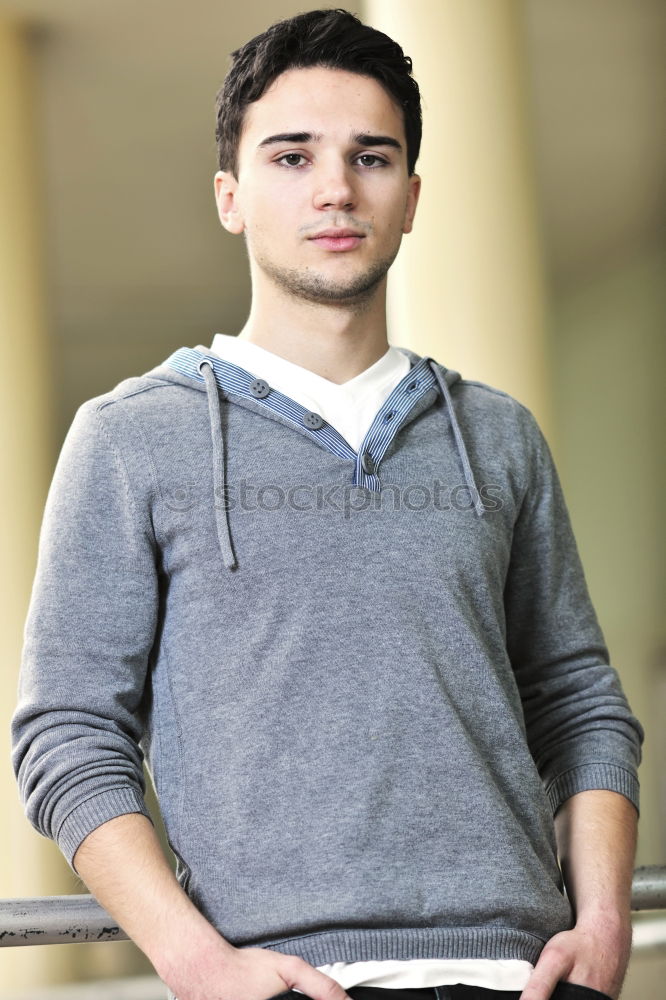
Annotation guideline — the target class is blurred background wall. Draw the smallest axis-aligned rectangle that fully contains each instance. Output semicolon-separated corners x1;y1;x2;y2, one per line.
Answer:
0;0;663;996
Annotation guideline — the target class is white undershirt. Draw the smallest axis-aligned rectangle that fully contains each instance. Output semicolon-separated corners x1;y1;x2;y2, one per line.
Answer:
210;333;411;452
206;333;534;992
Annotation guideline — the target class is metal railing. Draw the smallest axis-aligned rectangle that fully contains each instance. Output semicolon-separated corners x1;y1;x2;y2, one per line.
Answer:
1;866;665;950
631;866;666;910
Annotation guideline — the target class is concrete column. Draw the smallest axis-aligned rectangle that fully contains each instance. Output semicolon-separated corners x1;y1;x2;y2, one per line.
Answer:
0;15;72;995
365;0;553;435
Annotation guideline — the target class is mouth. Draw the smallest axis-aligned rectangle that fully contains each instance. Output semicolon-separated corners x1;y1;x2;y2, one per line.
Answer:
307;230;366;252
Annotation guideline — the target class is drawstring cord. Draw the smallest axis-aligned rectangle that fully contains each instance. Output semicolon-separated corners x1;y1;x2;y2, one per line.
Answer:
428;361;485;517
198;358;238;570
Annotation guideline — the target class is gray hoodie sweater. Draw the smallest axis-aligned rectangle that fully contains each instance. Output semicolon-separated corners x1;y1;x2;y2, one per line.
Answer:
12;344;643;971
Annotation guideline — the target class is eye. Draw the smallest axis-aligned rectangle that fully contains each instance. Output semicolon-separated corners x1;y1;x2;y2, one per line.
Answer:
355;153;388;168
275;153;308;168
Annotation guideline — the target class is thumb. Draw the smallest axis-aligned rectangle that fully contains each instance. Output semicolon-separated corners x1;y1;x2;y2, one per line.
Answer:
284;967;354;1000
520;945;570;1000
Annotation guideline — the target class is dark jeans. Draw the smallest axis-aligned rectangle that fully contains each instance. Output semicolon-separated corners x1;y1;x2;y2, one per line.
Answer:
267;984;612;1000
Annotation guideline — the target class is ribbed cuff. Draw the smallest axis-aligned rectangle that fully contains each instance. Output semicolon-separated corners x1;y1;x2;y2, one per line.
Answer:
545;762;640;816
57;786;152;870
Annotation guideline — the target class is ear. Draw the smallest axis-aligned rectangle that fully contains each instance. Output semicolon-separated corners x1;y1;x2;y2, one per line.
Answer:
402;173;421;235
214;170;244;235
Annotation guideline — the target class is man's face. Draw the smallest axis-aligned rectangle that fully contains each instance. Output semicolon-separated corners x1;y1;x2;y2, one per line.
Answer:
214;66;421;306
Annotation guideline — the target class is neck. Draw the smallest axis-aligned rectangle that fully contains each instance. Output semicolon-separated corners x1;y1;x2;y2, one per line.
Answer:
236;275;391;385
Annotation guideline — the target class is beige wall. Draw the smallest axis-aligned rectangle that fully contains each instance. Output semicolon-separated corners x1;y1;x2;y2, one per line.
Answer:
0;14;75;992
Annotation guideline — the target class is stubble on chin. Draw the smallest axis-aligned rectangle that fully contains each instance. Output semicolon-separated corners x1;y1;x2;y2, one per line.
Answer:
250;241;399;310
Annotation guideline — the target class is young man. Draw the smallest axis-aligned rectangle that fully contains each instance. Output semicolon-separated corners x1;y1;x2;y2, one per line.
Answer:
12;10;643;1000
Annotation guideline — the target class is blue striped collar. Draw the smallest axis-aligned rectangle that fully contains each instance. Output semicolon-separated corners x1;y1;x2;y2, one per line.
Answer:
164;346;438;491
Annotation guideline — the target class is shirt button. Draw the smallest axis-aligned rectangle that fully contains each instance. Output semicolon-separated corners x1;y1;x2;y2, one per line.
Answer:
361;451;375;475
249;378;270;399
303;411;324;429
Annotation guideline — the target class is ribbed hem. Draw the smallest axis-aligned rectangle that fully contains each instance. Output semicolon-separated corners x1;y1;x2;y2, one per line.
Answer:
545;763;640;816
57;786;152;870
258;926;545;966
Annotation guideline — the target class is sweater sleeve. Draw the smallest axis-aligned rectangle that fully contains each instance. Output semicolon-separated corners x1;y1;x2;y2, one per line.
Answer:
504;407;644;816
11;399;159;869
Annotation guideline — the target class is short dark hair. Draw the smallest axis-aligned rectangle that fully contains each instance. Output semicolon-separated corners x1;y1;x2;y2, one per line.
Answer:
215;8;422;178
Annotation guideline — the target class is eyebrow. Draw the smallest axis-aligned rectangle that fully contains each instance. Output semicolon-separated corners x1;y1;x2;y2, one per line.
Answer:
257;131;403;152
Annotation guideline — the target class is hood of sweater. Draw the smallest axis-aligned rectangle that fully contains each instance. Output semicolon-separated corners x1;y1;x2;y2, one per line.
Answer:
151;344;485;572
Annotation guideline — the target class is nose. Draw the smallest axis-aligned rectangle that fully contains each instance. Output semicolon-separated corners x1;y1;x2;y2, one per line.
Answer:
312;158;357;212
